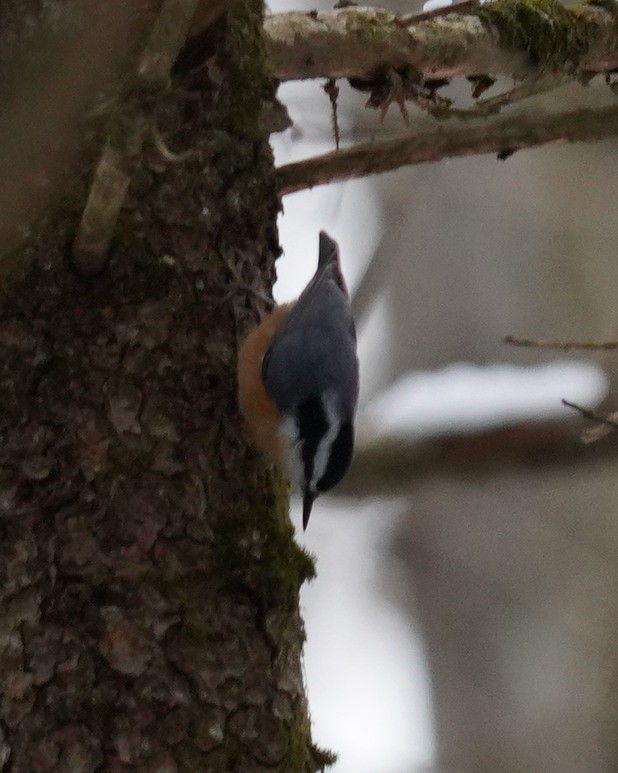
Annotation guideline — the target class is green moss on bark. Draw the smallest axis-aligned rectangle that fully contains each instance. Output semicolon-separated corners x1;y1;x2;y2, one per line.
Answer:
477;0;596;69
213;473;315;605
289;718;338;772
215;0;276;138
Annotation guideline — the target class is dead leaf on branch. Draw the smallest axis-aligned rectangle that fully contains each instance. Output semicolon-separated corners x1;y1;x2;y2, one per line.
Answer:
349;67;456;124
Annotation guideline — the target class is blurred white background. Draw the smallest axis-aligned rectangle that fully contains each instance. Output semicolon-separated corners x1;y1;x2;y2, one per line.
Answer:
269;0;618;770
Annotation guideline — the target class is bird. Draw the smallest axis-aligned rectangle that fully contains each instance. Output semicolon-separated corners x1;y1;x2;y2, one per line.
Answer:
237;231;359;529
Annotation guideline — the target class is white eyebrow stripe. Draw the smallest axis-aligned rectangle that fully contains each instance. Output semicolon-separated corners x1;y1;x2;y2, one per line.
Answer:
311;392;340;492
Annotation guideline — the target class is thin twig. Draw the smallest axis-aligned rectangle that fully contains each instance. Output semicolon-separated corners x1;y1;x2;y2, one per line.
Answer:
278;104;618;195
562;399;618;430
323;78;341;151
440;73;573;121
505;335;618;351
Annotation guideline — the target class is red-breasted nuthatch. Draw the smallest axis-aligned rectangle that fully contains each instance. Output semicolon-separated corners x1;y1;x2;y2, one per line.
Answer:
237;231;359;529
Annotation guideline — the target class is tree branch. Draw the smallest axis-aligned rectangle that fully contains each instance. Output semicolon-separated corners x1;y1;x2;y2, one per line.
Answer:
73;0;201;275
505;335;618;351
562;399;618;430
277;104;618;194
264;2;618;82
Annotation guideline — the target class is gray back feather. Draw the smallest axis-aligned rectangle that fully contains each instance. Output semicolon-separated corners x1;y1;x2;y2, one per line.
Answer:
263;233;358;417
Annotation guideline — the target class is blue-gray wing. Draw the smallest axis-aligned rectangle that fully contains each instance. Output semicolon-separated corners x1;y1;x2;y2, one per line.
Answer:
262;277;358;418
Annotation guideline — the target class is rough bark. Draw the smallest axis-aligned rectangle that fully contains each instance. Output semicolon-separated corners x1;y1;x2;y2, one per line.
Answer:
0;1;322;771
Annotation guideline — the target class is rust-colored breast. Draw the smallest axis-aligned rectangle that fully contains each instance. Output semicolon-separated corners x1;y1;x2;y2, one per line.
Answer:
237;303;293;470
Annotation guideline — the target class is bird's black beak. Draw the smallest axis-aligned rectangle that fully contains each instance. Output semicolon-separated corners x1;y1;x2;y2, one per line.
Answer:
302;491;315;531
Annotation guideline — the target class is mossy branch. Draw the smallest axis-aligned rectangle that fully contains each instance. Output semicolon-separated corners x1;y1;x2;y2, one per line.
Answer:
264;0;618;82
277;103;618;194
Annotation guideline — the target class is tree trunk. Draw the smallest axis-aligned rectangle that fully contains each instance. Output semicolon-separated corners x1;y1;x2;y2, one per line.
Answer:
0;2;322;770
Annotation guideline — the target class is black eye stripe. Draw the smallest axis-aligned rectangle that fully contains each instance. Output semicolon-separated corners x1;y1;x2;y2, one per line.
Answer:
297;396;329;485
317;421;354;493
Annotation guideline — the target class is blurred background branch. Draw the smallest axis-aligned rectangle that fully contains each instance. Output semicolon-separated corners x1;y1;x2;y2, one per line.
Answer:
505;335;618;350
344;419;618;496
